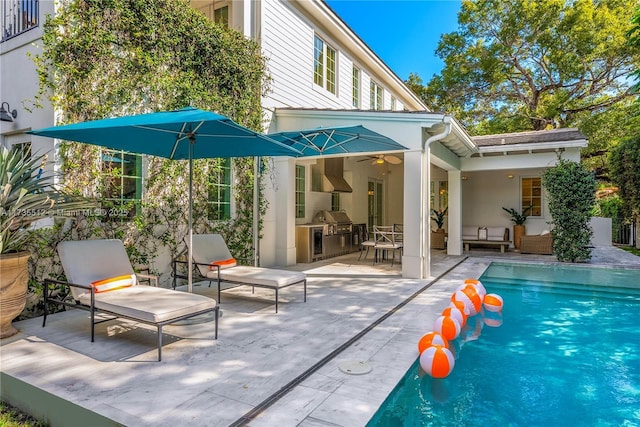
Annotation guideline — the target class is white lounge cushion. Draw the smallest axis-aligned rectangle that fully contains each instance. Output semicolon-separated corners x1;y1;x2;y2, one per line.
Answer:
205;265;305;289
58;239;137;300
462;226;478;240
78;286;216;324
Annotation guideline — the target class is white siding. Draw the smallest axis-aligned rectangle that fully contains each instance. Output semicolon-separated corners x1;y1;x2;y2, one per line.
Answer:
261;0;406;113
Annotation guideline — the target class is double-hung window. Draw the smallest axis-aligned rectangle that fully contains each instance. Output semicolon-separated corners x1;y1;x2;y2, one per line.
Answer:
352;67;360;108
101;149;143;219
208;158;232;220
521;177;542;216
313;35;336;94
370;80;383;110
295;165;305;219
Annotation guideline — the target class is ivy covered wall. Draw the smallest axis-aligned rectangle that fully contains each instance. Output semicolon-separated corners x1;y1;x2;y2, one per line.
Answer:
25;0;270;302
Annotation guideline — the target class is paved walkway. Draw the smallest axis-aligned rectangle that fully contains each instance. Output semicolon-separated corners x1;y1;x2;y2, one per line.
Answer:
1;246;638;426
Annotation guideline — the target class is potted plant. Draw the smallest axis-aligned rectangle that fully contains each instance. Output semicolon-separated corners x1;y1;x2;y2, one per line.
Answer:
1;145;95;338
502;205;533;250
431;207;448;232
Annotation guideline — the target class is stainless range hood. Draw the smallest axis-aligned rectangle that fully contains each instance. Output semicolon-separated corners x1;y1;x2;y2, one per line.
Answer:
311;158;352;193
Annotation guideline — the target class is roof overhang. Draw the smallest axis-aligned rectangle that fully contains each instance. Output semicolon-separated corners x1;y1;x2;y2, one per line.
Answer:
273;108;477;159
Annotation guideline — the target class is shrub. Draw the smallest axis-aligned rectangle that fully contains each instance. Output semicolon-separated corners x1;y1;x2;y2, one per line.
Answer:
542;159;597;262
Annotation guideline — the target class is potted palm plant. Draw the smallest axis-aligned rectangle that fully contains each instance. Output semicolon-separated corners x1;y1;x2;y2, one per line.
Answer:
502;205;533;250
1;145;95;338
431;207;448;232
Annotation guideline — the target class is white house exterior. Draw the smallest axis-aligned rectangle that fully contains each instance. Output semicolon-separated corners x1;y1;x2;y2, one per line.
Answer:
1;0;589;280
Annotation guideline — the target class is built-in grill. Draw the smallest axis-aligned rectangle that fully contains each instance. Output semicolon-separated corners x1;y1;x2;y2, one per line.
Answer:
313;210;353;235
312;210;353;258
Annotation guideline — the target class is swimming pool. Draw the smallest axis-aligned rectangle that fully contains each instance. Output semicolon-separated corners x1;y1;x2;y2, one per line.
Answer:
367;263;640;427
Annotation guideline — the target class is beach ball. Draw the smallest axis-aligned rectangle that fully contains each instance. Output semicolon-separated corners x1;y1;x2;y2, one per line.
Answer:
461;285;483;314
433;315;461;340
451;290;477;316
483;293;504;312
420;345;455;378
442;305;466;327
418;331;449;354
465;279;487;298
450;299;471;316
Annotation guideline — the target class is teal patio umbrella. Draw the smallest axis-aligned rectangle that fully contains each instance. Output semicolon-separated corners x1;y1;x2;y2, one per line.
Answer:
29;107;301;292
268;125;407;156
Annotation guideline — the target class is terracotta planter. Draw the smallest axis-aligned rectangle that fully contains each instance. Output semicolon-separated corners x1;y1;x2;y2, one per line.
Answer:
0;251;30;339
513;225;526;250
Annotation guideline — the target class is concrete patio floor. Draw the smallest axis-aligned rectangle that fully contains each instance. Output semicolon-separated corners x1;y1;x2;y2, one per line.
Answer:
1;246;639;427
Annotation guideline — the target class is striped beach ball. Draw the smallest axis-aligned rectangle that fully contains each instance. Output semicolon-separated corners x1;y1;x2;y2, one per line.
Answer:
418;331;449;354
442;305;467;327
465;279;487;299
420;345;455;378
433;315;461;340
451;290;477;316
483;293;504;312
450;298;471;317
461;285;483;314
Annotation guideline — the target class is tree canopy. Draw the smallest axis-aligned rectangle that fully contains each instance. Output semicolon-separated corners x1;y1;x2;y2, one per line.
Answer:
421;0;639;135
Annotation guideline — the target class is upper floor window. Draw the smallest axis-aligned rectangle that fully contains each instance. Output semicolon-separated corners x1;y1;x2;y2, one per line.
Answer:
214;5;229;26
313;35;336;95
193;1;229;27
352;67;360;108
521;177;542;216
295;165;305;219
391;96;397;111
208;158;231;220
101;149;143;220
370;80;383;110
1;0;39;42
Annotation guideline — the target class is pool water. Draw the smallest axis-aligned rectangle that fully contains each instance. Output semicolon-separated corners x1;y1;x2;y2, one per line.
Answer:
367;263;640;427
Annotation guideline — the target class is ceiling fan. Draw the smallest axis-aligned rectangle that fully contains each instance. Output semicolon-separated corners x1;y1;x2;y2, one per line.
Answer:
358;154;403;165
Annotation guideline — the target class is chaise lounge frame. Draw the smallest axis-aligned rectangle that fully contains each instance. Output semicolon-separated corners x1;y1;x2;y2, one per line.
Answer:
173;234;307;313
44;239;219;361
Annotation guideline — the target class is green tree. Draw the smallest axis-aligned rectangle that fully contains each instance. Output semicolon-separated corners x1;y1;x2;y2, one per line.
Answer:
423;0;639;134
629;5;640;93
542;159;597;262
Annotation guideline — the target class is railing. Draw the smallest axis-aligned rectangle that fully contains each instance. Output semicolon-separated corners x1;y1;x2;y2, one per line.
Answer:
1;0;38;42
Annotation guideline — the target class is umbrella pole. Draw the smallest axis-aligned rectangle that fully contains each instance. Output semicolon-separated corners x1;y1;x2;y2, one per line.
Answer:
188;141;194;293
253;156;260;267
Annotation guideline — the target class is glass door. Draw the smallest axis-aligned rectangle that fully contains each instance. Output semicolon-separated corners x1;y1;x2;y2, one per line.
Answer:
368;179;383;230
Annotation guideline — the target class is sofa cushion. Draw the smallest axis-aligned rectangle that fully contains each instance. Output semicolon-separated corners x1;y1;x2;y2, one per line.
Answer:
462;226;479;240
486;227;507;241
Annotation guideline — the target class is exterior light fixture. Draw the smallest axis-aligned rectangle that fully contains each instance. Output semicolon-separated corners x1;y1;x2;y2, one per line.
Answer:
0;102;17;122
507;174;514;179
461;176;468;181
375;158;384;164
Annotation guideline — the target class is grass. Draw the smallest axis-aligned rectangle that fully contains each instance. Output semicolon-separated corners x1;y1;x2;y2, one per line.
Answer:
618;244;640;257
0;402;46;427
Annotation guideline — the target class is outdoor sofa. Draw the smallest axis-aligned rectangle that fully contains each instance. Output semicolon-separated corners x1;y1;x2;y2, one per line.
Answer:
520;232;554;255
173;234;307;313
462;226;511;252
44;239;219;361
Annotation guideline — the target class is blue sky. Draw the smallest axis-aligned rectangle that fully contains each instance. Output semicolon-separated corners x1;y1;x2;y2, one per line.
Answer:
324;0;462;83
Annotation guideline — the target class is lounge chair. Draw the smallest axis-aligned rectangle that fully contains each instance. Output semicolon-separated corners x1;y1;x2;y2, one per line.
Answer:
175;234;306;313
44;239;219;361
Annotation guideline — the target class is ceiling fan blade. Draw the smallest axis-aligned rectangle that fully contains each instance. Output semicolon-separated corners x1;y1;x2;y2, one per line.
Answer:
358;157;374;162
384;155;402;165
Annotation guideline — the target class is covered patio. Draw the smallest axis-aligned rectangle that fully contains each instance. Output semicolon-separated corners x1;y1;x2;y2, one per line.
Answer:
2;247;638;426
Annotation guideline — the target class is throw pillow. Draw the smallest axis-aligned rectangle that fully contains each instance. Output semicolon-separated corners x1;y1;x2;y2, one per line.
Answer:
91;274;135;293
